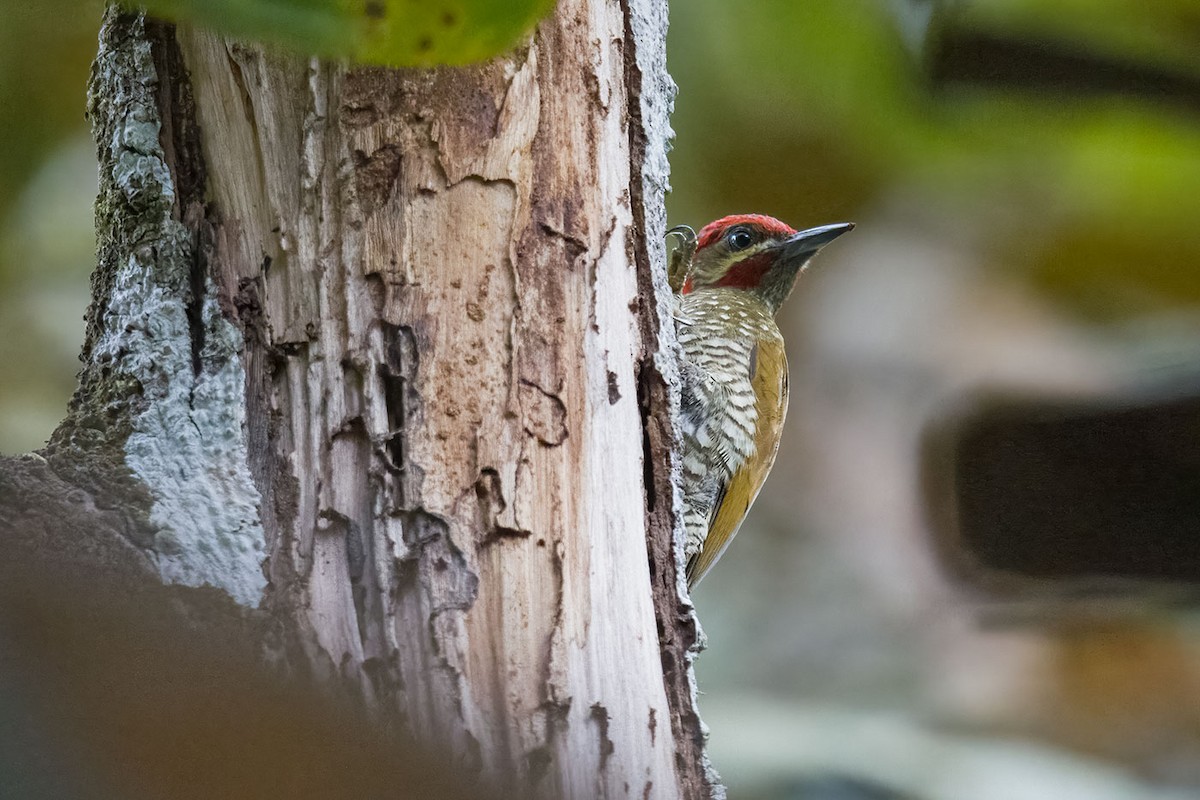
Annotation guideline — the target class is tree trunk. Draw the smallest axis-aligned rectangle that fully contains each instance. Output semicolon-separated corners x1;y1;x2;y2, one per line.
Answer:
0;3;719;799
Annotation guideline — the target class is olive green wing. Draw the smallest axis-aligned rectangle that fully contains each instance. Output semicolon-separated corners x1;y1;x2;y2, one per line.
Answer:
686;336;789;588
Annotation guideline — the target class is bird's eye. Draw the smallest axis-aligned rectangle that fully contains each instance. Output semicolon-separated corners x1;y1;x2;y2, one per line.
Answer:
726;226;755;251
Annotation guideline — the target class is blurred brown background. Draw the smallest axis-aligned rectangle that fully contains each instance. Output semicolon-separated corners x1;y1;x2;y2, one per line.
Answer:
4;1;1200;798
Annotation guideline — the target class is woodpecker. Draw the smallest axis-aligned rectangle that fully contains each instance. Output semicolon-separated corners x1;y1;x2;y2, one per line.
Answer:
670;214;854;588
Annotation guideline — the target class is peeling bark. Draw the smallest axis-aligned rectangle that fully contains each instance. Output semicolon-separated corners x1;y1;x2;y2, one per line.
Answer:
0;2;720;798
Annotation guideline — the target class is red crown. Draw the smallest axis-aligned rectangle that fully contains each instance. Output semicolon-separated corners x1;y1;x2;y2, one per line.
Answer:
695;214;796;251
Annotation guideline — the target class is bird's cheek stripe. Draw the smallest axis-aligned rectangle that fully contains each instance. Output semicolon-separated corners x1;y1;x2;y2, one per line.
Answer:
713;252;773;290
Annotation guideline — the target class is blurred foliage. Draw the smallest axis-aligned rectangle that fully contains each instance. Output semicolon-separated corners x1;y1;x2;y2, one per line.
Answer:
667;0;1200;319
0;1;103;243
958;0;1200;75
134;0;552;66
0;2;103;454
0;536;501;800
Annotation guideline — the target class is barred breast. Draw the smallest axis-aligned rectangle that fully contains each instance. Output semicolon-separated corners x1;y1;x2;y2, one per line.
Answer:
676;287;786;585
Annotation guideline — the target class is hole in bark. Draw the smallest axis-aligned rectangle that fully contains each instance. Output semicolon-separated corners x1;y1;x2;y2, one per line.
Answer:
379;323;418;481
383;433;405;475
636;364;657;512
606;369;621;404
345;520;369;644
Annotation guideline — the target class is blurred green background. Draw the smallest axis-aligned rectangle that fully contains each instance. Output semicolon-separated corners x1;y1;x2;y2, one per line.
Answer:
0;0;103;452
665;2;1200;798
4;1;1200;798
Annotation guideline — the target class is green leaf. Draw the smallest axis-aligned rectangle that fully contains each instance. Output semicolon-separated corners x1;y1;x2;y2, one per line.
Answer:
136;0;554;66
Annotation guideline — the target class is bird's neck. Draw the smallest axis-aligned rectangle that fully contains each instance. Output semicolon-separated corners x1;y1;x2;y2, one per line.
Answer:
752;264;804;314
681;287;780;336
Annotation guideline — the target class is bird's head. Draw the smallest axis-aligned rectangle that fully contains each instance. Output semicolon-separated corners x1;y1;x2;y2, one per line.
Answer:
679;214;854;313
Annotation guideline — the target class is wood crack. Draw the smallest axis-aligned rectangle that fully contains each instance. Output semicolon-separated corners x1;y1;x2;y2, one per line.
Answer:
619;0;720;794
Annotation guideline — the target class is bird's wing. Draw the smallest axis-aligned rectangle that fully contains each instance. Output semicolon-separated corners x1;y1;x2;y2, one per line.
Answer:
686;335;789;587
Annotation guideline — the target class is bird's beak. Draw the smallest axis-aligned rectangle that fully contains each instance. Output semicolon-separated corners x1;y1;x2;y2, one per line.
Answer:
779;222;855;264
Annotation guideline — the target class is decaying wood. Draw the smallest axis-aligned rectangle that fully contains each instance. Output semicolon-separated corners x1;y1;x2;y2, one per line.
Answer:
0;2;719;797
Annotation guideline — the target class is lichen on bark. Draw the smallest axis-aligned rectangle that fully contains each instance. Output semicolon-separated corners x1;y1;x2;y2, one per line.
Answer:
47;10;267;606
